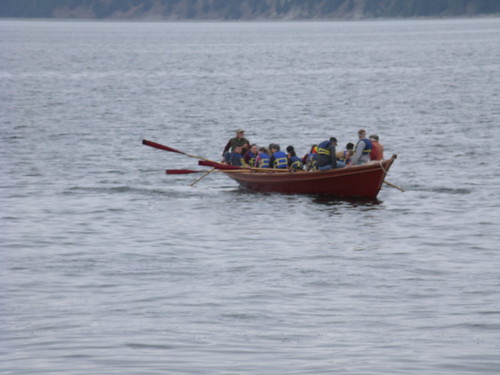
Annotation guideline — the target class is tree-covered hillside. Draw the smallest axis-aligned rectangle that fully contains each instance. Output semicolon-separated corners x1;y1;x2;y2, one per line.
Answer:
1;0;499;19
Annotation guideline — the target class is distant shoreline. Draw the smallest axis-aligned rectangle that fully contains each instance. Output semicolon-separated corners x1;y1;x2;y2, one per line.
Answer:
1;14;499;22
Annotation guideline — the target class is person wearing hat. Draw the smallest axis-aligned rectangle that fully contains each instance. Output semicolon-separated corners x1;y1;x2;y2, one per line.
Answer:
222;129;250;163
349;129;372;166
369;134;384;161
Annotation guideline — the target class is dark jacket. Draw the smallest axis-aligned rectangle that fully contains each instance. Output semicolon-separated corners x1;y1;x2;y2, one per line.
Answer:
223;137;249;156
316;140;336;168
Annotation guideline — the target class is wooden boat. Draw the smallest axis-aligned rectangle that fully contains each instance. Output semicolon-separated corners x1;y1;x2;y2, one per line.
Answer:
198;155;397;198
141;140;399;198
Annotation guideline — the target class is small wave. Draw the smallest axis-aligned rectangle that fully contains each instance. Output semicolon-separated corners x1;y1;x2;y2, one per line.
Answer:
125;343;174;350
409;185;472;194
221;313;262;321
63;354;93;358
65;185;176;196
443;322;500;331
64;184;233;199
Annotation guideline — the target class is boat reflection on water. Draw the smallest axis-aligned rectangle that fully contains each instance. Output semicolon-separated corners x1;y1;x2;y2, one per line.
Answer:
311;194;382;207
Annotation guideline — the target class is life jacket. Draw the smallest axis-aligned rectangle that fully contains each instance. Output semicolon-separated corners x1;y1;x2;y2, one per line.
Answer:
289;155;303;170
305;153;318;170
356;138;372;155
246;151;257;167
370;142;383;160
305;153;315;162
258;152;270;168
304;152;318;171
317;140;331;157
340;150;352;163
273;151;288;169
230;152;245;167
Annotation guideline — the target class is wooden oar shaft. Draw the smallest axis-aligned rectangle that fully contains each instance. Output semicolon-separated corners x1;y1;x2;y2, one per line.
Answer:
198;159;291;172
384;180;405;192
143;140;291;173
190;168;215;186
166;169;253;174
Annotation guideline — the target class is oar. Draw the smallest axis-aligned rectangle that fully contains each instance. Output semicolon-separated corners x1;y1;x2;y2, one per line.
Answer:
166;169;252;174
142;139;215;162
143;139;290;173
190;168;215;186
166;169;204;174
198;159;292;172
190;167;256;186
384;180;405;192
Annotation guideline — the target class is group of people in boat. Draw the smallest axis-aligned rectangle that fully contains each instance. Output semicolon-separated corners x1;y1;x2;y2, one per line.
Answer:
222;129;384;171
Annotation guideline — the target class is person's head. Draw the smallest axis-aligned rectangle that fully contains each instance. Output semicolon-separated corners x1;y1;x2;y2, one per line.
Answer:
358;129;366;139
233;145;243;154
259;147;269;155
310;144;318;153
369;134;379;142
249;144;258;154
346;142;354;150
286;145;296;157
329;137;338;146
271;144;280;152
236;129;245;138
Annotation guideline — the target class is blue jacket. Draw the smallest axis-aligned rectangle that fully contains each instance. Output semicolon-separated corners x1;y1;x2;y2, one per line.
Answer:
258;152;270;168
272;151;288;169
230;152;244;167
358;138;373;155
289;155;303;170
244;151;257;167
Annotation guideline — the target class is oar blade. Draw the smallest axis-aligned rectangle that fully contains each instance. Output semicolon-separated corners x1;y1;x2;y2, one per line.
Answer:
166;169;201;175
142;139;184;155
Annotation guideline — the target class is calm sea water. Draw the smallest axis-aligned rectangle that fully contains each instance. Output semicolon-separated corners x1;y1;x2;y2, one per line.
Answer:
1;18;500;374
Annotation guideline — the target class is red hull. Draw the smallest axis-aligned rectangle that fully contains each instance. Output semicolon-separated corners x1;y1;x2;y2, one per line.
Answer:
220;155;396;198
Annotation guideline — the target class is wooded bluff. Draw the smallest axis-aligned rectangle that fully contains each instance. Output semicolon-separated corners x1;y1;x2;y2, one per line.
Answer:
1;0;499;19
